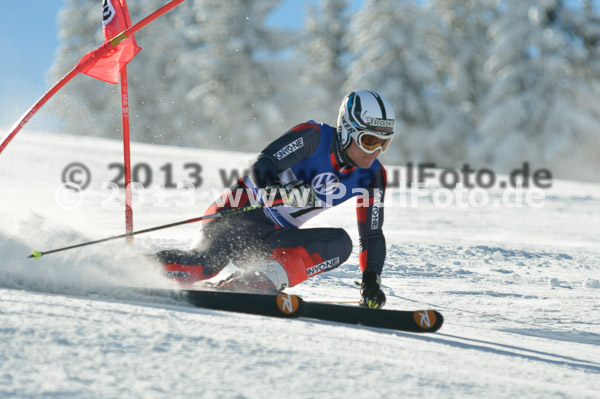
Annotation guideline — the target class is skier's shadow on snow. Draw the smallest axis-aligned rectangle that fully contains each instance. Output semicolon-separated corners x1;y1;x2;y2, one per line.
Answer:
393;331;600;373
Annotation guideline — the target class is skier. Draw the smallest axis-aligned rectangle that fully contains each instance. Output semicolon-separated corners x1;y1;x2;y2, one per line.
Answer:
156;90;394;308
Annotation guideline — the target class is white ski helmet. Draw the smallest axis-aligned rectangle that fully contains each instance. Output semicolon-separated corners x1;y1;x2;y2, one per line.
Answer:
337;90;395;154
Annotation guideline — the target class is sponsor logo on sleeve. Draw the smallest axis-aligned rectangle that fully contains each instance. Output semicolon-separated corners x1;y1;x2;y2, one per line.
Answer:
370;189;383;230
273;138;304;160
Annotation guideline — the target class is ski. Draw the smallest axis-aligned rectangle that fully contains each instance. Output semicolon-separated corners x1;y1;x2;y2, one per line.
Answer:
126;287;304;318
129;287;443;333
186;289;304;318
302;300;443;333
0;274;442;332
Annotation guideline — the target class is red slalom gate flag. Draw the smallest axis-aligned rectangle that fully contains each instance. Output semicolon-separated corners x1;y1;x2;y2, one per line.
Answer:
0;0;185;157
79;0;141;84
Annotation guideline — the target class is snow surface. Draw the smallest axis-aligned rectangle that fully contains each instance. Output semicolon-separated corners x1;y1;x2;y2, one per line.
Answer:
1;131;599;398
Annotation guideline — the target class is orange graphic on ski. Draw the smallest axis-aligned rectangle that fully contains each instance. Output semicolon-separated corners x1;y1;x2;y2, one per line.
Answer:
276;294;301;315
414;310;437;329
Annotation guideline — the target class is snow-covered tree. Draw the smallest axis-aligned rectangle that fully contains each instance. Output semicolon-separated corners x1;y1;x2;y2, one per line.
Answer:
475;0;600;180
296;0;350;124
48;0;117;138
423;0;498;167
183;0;292;151
47;0;600;181
343;0;444;165
343;0;497;167
49;0;201;144
123;0;199;145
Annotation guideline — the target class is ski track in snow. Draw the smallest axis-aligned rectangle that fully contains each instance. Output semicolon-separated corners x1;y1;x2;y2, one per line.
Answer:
1;131;599;398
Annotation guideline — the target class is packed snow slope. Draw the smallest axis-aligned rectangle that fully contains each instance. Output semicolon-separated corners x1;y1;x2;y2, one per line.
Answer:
0;130;599;399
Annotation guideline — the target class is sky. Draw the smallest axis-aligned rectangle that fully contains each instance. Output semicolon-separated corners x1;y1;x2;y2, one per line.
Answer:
0;0;360;130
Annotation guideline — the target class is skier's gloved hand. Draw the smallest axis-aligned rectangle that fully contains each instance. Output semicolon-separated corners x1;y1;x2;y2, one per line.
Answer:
266;180;316;208
359;270;386;309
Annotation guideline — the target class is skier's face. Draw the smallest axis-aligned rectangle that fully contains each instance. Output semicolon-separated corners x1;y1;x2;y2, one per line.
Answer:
347;139;381;169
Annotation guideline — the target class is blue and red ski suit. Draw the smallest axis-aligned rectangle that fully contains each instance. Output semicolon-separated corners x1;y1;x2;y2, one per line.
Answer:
157;121;387;287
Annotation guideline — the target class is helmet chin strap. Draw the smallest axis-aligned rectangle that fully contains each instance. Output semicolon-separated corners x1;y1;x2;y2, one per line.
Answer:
334;131;357;167
341;146;357;167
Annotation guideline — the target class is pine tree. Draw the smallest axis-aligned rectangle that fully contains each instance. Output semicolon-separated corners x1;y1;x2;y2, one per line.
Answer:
424;0;498;167
184;0;291;151
478;0;600;180
344;0;441;165
48;0;117;139
123;0;199;145
48;0;201;144
298;0;350;124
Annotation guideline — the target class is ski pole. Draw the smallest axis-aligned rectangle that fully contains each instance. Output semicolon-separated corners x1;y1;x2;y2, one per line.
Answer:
28;202;270;260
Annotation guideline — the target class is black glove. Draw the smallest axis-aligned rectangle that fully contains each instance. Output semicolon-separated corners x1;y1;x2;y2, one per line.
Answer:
266;180;316;208
359;270;386;309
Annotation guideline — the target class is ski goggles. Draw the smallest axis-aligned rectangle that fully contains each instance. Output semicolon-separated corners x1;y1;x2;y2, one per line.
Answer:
355;131;393;154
